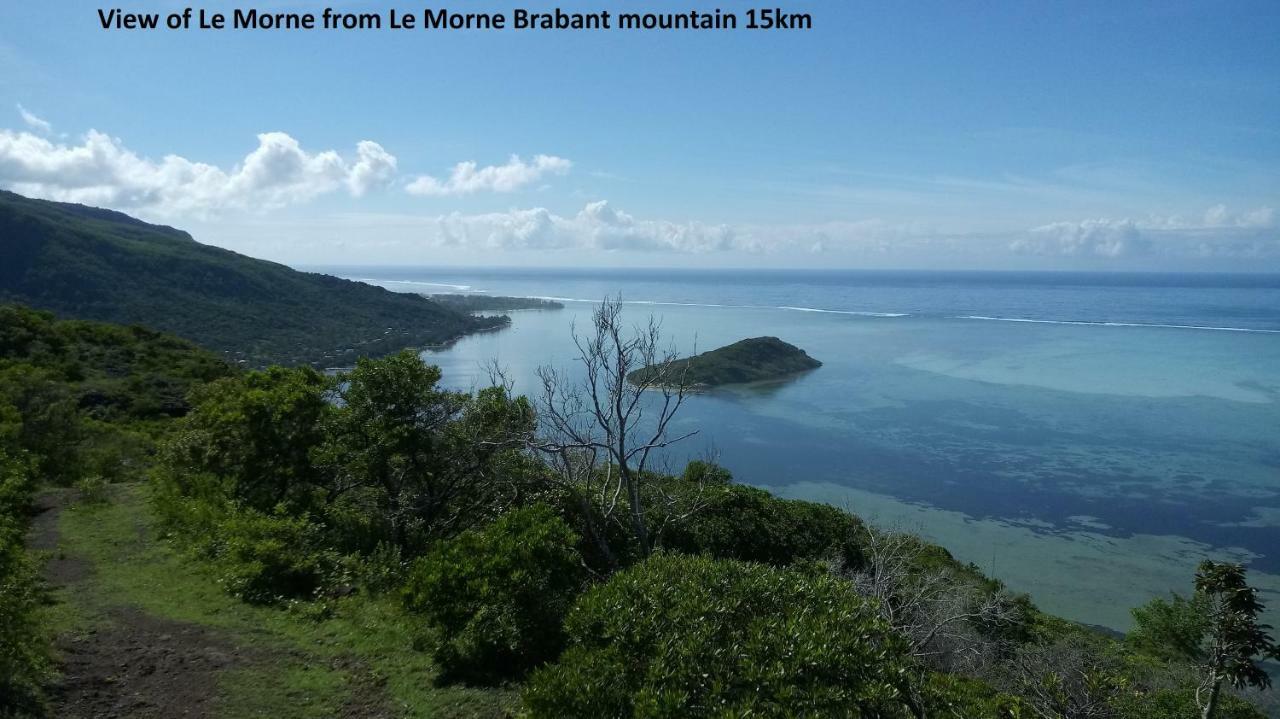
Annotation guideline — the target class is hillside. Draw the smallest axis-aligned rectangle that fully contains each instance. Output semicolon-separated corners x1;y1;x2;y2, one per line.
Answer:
0;304;234;424
0;191;505;367
629;336;821;387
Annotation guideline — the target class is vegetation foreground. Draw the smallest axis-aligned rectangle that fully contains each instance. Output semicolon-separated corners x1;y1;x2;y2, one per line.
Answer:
2;300;1278;718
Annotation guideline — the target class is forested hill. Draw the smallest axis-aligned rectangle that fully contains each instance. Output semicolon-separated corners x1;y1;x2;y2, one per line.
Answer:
0;191;504;367
629;336;822;387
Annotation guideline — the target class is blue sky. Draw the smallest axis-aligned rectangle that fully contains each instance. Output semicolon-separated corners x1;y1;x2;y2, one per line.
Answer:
1;1;1277;270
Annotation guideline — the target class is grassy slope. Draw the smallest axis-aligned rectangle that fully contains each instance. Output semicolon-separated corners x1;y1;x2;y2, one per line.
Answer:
42;485;514;719
0;191;504;368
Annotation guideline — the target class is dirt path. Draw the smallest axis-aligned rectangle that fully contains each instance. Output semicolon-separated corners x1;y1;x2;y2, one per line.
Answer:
52;606;245;719
30;492;245;719
29;491;399;719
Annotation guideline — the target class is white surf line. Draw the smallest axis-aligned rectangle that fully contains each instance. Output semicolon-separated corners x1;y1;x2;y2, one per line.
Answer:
349;278;481;292
532;297;911;316
359;282;911;318
958;315;1280;334
780;306;909;318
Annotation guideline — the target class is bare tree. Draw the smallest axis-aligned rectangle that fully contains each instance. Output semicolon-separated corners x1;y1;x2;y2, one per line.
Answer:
838;526;1023;675
1007;635;1125;719
532;297;697;564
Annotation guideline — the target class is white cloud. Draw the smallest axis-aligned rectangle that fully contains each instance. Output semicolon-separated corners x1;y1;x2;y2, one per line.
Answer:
382;202;939;257
15;104;51;135
346;140;398;197
1017;218;1150;257
1200;204;1274;229
1014;206;1278;260
0;127;398;217
426;201;734;252
406;154;571;196
1139;204;1276;231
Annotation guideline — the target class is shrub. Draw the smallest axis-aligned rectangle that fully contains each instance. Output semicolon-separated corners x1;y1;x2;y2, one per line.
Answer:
74;474;111;505
1114;688;1265;719
918;673;1022;718
523;553;916;718
660;481;865;568
357;540;407;595
0;530;48;718
163;366;331;515
403;505;585;684
1127;592;1210;662
0;452;49;717
211;508;337;604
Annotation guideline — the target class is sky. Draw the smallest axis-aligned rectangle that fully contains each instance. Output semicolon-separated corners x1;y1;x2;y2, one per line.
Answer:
1;1;1278;271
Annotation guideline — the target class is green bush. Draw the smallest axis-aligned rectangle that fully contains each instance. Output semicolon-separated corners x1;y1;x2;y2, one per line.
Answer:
1114;688;1265;719
1126;592;1210;662
523;553;915;718
660;480;865;568
357;540;407;596
162;366;331;515
403;505;585;684
73;474;111;505
918;674;1022;718
0;451;49;718
211;508;337;604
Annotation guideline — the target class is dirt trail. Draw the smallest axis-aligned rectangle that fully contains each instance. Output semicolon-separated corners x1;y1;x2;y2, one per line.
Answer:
29;491;398;719
52;606;244;719
30;492;243;719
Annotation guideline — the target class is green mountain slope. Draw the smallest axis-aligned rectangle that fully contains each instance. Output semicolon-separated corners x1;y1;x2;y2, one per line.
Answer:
0;191;504;367
629;336;821;387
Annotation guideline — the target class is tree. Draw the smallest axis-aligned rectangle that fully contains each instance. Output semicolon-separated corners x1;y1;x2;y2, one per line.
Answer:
320;350;536;552
839;527;1024;676
1192;561;1279;719
156;365;332;513
0;364;85;485
532;297;696;565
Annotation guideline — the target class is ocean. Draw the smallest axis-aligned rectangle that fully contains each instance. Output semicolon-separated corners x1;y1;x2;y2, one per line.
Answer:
319;267;1280;632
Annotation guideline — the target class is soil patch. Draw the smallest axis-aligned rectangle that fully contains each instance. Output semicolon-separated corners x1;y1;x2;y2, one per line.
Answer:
29;491;93;585
50;606;244;719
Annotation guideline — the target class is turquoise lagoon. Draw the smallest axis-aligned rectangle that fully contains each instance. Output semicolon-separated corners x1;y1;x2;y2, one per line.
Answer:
324;268;1280;632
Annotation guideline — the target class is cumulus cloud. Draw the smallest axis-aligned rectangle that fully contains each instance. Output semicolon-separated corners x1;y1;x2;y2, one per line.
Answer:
423;201;734;252
1136;204;1276;231
346;140;398;197
1200;204;1274;229
1013;206;1278;260
1017;218;1151;257
0;127;398;217
406;154;571;196
15;104;51;135
386;202;941;257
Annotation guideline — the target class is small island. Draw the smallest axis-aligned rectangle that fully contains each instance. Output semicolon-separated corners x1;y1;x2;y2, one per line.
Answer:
425;294;565;312
628;336;821;388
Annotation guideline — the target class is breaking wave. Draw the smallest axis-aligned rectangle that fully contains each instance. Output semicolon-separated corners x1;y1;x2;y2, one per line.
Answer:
957;316;1280;334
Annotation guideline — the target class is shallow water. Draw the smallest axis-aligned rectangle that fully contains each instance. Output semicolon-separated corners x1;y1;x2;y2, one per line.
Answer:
321;267;1280;631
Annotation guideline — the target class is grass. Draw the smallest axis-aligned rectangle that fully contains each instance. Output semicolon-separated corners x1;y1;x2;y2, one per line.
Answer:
45;483;516;719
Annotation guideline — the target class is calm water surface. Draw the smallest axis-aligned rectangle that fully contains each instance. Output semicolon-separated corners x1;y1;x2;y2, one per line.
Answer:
318;267;1280;631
